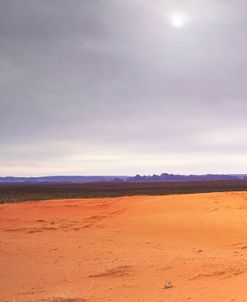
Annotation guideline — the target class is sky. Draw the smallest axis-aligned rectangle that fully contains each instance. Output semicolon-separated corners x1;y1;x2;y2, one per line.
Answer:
1;0;247;176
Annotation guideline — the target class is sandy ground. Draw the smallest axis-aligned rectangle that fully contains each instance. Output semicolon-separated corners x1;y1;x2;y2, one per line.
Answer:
1;192;247;302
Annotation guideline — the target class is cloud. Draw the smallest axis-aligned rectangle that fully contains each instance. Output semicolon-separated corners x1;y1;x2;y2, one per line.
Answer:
0;0;247;175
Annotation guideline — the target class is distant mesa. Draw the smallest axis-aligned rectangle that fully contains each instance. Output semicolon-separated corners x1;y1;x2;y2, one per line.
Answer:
127;173;247;182
0;173;246;183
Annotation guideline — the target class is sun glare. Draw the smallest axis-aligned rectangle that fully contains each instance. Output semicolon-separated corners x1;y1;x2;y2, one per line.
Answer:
169;13;188;28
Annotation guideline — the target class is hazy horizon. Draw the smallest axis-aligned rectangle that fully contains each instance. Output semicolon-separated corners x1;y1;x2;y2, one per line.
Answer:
0;172;246;178
1;1;247;176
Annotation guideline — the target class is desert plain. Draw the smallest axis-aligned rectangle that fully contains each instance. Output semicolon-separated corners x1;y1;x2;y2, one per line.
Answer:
1;192;247;301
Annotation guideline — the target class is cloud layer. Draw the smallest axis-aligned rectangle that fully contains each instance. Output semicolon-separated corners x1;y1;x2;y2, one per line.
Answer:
1;0;247;176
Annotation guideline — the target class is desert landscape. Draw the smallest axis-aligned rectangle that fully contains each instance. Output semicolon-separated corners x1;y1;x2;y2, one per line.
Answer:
2;1;247;301
1;192;247;302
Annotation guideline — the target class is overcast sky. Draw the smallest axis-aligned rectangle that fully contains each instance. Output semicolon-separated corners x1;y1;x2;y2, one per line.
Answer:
1;0;247;176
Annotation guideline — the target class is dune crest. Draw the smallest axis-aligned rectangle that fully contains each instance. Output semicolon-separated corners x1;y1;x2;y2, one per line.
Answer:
1;192;247;301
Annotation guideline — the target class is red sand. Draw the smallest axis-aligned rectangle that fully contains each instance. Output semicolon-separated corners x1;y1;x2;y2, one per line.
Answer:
1;192;247;301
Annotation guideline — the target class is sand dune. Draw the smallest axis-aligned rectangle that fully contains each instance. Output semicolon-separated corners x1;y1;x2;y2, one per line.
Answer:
1;192;247;301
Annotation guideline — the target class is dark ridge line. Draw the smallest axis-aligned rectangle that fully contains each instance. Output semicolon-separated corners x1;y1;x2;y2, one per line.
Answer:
1;180;247;204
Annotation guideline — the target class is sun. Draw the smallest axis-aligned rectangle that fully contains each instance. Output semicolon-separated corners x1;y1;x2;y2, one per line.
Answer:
169;13;188;28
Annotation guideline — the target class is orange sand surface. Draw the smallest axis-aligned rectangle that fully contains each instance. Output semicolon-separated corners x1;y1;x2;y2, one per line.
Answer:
1;192;247;302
